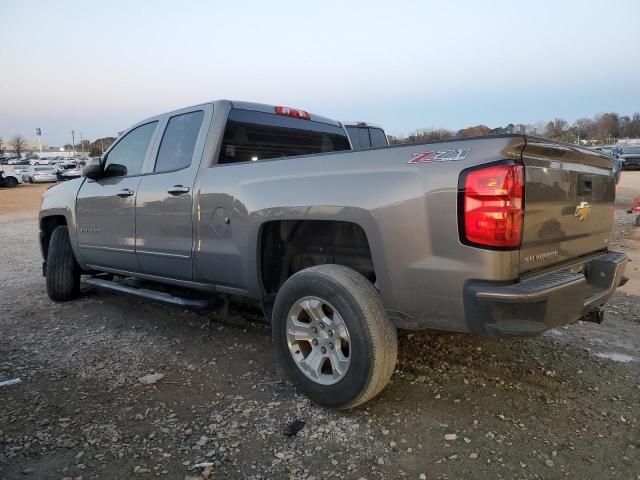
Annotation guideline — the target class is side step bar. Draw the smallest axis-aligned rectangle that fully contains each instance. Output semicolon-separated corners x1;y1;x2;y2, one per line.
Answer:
83;276;212;311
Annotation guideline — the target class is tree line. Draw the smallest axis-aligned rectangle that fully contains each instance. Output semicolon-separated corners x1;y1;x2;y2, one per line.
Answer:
3;111;639;157
0;134;116;158
389;111;640;145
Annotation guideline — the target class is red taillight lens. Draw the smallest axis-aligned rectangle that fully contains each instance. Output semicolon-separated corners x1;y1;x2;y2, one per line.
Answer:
462;164;523;248
275;106;311;120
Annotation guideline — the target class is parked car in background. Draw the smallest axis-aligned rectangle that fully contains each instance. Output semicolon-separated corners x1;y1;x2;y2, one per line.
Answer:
0;167;22;187
342;121;389;150
57;161;85;181
24;166;57;183
13;165;31;178
591;146;623;183
594;145;622;158
619;145;640;170
30;158;53;166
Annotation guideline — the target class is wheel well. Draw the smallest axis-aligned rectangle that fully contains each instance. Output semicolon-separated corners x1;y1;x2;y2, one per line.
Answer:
40;215;67;260
259;220;376;295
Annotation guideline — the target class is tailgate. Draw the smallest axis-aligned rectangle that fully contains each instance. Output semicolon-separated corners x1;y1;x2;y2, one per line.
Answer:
520;138;616;274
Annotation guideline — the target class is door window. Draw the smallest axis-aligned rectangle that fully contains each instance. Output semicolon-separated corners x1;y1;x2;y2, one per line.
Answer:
154;110;204;173
103;122;158;178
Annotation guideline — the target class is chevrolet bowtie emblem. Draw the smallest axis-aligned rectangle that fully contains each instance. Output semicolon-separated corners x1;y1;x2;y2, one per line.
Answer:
575;201;591;221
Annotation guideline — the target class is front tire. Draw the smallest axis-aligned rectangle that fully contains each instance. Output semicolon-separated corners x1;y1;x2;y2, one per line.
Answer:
46;226;80;301
272;265;397;409
5;177;18;187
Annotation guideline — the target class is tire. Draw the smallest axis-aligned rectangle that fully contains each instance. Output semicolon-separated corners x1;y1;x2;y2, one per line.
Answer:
46;226;81;301
272;264;397;409
28;177;34;183
5;177;18;187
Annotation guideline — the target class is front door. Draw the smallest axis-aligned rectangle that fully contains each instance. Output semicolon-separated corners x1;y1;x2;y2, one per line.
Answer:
76;121;158;271
135;108;209;280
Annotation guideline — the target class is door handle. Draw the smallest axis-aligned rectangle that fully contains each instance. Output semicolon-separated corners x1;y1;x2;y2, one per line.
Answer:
116;188;134;198
168;185;190;196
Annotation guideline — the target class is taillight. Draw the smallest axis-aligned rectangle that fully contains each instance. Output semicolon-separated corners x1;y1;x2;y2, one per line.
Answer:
275;106;311;120
460;163;523;249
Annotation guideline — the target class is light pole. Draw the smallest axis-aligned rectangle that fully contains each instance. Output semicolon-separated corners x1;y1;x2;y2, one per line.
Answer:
36;128;43;154
71;130;76;157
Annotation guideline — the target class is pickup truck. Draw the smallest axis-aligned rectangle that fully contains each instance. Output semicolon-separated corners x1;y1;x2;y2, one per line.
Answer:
39;100;628;409
341;121;389;150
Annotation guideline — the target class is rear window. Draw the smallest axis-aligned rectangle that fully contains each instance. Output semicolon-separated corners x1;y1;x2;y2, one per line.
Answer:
369;128;388;148
346;126;387;150
217;109;350;165
34;167;52;171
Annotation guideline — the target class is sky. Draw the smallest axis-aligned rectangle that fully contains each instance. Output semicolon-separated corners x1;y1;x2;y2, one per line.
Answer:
1;0;639;146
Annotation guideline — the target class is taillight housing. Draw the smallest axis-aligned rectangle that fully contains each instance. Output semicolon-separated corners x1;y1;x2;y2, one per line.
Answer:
458;162;524;249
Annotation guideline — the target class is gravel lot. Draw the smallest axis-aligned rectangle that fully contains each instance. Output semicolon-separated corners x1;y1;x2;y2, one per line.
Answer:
1;177;639;479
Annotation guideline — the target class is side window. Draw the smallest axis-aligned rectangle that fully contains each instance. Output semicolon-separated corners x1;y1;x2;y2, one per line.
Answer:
103;122;157;178
154;110;204;173
369;128;388;148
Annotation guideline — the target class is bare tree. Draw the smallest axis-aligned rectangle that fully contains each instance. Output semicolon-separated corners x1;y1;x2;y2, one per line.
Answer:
544;118;568;140
10;134;27;158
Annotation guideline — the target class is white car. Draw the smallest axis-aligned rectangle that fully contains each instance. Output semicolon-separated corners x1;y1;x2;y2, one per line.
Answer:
30;158;53;166
24;166;57;183
0;168;23;187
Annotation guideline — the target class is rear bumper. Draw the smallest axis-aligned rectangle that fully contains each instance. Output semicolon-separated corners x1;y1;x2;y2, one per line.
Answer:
464;251;628;337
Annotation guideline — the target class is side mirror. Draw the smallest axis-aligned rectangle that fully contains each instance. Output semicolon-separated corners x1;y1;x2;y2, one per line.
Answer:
83;157;103;180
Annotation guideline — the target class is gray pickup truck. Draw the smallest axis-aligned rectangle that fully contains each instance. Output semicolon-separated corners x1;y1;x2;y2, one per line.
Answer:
39;100;628;408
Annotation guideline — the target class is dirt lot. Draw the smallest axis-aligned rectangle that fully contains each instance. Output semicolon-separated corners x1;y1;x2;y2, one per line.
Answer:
1;175;639;479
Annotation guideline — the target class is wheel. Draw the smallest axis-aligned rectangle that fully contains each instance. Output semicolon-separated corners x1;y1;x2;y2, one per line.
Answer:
28;177;34;183
272;264;397;409
4;177;17;187
46;226;81;301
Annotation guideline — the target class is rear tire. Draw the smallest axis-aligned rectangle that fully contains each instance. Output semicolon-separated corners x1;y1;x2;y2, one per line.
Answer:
46;226;80;301
272;264;397;409
5;177;17;187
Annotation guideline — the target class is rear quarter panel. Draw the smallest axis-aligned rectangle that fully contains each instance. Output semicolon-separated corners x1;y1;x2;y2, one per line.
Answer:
194;135;526;331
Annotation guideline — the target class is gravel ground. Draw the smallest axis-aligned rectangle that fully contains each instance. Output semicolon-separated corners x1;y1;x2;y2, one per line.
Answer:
1;176;639;479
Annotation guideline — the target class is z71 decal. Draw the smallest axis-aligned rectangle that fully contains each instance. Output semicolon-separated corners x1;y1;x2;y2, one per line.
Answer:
408;148;471;164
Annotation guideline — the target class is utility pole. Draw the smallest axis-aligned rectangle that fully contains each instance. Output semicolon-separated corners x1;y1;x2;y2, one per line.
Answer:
71;130;76;157
100;138;104;154
36;128;43;154
79;132;84;155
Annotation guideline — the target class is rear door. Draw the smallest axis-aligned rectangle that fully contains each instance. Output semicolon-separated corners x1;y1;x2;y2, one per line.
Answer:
76;121;159;271
520;138;616;274
135;106;211;280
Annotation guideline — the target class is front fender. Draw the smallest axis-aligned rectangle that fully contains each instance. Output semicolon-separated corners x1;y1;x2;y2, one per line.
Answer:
39;179;84;264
